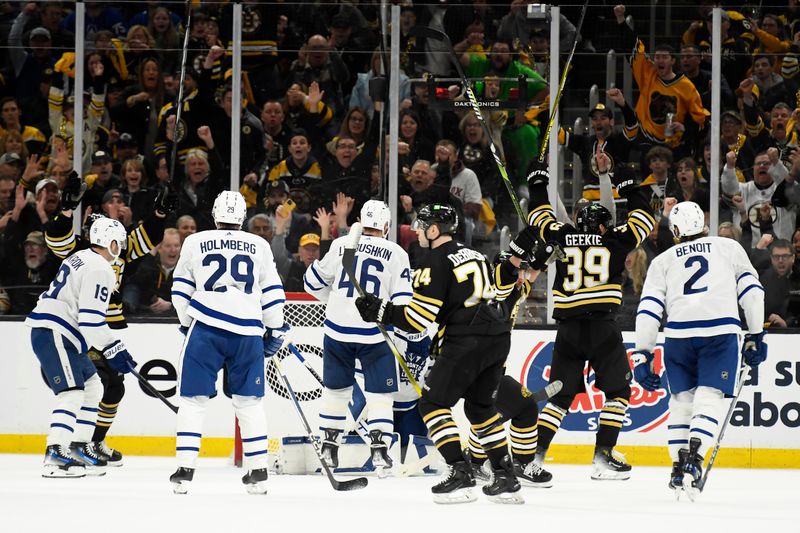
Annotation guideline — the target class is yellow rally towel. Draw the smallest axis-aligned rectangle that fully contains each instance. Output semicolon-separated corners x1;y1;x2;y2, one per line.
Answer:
479;198;496;235
54;53;76;77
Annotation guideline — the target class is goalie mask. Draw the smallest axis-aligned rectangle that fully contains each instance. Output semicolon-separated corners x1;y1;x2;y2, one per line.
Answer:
212;190;247;227
669;201;706;239
89;217;127;260
360;199;391;237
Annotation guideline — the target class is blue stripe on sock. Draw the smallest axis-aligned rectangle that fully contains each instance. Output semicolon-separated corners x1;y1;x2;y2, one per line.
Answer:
668;439;688;445
693;414;719;425
50;423;74;432
241;435;268;443
52;409;76;418
176;446;200;452
690;428;714;438
177;432;202;438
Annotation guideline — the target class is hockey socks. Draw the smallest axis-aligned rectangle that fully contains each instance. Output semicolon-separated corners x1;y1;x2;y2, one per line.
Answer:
536;402;567;453
233;395;270;472
421;407;463;464
175;395;208;469
92;401;119;441
596;396;629;448
509;422;538;463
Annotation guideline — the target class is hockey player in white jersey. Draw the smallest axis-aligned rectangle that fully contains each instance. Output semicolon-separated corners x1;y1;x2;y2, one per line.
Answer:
26;217;137;478
633;201;766;499
303;199;414;474
170;191;287;495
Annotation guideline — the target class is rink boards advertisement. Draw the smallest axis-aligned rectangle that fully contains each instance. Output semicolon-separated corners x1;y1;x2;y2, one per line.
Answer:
1;321;798;467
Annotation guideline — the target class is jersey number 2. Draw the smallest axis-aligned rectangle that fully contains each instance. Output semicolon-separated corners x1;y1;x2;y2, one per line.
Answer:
683;256;709;295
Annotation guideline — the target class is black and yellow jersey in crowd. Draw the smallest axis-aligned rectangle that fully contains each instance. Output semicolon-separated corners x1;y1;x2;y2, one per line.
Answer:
154;89;207;166
526;181;654;320
742;99;800;163
44;212;165;328
265;157;323;213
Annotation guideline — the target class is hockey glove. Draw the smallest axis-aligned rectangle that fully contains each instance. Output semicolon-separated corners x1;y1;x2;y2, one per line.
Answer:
631;350;661;391
103;340;137;374
154;184;178;217
525;161;550;189
60;171;86;211
530;240;565;271
742;331;768;367
355;293;393;324
405;333;432;361
615;177;640;197
178;325;189;336
509;226;539;261
264;324;290;358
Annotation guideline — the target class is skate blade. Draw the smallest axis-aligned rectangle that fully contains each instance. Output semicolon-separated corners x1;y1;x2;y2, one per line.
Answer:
172;481;190;495
682;478;700;502
245;482;268;495
674;487;682;501
83;465;106;477
486;491;525;505
105;460;124;468
42;466;86;478
376;467;391;479
518;477;553;488
591;469;631;481
433;488;477;505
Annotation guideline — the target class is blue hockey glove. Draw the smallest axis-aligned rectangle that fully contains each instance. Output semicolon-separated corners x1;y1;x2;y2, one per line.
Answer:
103;340;137;374
264;324;290;358
631;350;661;391
178;325;189;336
742;331;767;367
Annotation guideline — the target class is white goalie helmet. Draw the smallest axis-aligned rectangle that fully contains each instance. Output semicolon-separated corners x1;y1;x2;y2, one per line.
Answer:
89;217;127;259
360;199;391;237
213;190;247;227
669;201;706;238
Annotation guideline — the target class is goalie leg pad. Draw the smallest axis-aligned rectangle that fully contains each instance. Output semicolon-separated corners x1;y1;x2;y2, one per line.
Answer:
74;374;103;443
233;395;269;471
668;391;694;462
690;386;725;458
176;395;209;469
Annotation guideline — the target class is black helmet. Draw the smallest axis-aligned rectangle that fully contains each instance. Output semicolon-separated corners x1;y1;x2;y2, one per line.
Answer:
416;203;459;234
575;203;612;234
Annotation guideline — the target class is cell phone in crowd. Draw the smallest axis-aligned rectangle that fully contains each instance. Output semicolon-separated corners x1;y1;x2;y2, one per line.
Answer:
284;198;296;212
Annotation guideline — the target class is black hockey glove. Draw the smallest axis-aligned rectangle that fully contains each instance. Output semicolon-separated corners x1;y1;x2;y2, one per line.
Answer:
631;350;660;391
529;240;565;271
154;184;178;217
525;161;550;189
615;176;640;197
509;226;539;261
355;293;394;325
60;171;86;211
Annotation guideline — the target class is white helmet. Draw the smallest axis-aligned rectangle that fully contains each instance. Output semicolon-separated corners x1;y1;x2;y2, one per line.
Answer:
360;199;391;237
669;201;706;238
89;217;127;259
213;190;247;227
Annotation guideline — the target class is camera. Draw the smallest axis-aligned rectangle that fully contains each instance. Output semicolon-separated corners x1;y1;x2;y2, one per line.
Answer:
527;4;551;21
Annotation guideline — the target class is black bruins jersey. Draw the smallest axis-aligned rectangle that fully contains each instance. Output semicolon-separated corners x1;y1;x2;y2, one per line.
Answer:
45;212;165;328
526;184;654;320
395;240;506;342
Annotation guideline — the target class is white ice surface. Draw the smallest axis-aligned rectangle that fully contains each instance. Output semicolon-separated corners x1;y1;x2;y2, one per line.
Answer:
0;455;795;533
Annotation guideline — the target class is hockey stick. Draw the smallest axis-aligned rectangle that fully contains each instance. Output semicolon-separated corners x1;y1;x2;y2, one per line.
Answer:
342;223;422;396
412;26;526;223
128;363;179;414
272;354;369;491
697;364;750;492
168;0;194;182
537;0;590;163
394;379;564;477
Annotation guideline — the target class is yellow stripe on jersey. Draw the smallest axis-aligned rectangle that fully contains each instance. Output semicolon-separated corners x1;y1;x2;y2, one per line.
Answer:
408;301;436;322
554;297;622;309
413;292;444;307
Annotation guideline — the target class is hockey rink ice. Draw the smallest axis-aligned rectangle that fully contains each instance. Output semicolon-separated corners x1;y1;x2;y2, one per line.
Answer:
0;455;794;533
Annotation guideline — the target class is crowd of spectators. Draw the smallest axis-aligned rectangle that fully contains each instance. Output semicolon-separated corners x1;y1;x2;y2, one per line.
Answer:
1;1;800;331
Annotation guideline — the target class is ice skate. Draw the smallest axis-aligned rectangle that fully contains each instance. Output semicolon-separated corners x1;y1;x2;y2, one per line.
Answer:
368;430;393;478
464;449;491;484
170;467;195;494
669;448;689;500
321;429;340;469
431;461;477;504
682;438;704;502
514;458;553;488
482;456;524;504
242;468;268;495
591;446;631;480
42;444;86;478
69;441;107;476
93;440;123;467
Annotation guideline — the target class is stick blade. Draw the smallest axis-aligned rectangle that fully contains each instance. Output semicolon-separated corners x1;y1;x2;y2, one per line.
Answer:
333;476;369;491
532;380;563;402
346;222;362;251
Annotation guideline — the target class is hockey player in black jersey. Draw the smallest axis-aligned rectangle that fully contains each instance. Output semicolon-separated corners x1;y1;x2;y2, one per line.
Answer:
44;171;173;466
355;204;522;504
508;150;655;480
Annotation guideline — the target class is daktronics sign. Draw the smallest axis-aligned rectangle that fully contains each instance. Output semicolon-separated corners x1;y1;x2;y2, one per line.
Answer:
518;341;670;433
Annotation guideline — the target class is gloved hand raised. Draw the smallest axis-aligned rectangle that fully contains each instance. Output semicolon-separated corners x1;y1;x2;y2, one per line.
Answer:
509;226;539;261
525;161;550;189
103;340;137;374
264;324;290;358
355;293;393;324
742;331;767;367
631;350;661;391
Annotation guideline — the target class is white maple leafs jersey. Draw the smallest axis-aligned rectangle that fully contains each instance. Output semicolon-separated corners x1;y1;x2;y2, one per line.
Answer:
635;236;765;352
172;229;285;336
26;248;118;353
303;234;413;344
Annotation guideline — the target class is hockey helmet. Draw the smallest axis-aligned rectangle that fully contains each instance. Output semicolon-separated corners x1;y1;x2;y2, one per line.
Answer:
82;212;106;239
212;190;247;227
575;203;613;234
89;217;127;259
414;203;459;235
669;201;706;238
360;199;391;237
